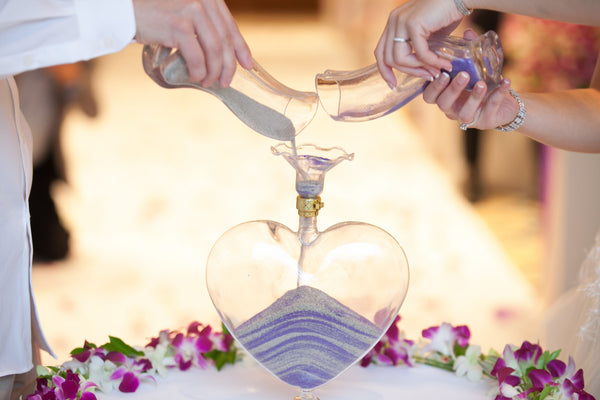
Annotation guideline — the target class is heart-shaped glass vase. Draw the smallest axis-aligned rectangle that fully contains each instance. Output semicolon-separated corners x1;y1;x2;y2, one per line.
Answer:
206;144;409;400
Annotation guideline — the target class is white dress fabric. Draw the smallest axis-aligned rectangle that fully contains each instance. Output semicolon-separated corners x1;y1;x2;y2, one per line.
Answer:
545;231;600;398
0;0;135;377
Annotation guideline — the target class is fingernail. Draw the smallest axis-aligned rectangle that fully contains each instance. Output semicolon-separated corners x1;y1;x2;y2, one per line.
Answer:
457;72;469;84
439;71;450;84
387;80;397;90
475;82;485;91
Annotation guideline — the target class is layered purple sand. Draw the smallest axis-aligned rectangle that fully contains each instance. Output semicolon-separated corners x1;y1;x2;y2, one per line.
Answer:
448;57;482;89
233;285;382;389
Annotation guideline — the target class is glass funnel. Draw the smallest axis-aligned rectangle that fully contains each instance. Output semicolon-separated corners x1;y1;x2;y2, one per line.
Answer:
206;143;410;400
142;45;318;140
316;30;503;122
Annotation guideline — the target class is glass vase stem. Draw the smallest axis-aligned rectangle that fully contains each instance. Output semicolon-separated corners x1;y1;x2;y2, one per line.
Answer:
298;216;319;246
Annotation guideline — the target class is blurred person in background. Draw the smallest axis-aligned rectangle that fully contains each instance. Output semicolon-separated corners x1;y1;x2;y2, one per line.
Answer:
15;61;98;262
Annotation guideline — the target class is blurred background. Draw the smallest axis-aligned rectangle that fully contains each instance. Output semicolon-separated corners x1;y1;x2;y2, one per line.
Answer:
22;0;600;366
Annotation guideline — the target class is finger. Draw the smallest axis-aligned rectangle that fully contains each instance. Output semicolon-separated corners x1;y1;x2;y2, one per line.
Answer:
191;5;224;87
210;2;240;87
390;24;434;78
378;63;398;90
423;71;451;104
462;28;478;41
436;71;470;113
215;0;252;69
213;0;252;86
396;65;437;81
383;23;400;71
389;38;436;81
456;81;487;124
424;65;441;79
375;26;398;88
409;34;452;71
176;30;208;83
218;37;236;88
392;42;429;70
230;24;253;70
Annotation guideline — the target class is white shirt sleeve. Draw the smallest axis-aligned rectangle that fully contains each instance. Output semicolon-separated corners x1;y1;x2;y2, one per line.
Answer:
0;0;136;77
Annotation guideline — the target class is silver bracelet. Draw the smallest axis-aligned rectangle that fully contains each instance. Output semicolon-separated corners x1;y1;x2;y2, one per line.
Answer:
495;89;527;133
453;0;472;16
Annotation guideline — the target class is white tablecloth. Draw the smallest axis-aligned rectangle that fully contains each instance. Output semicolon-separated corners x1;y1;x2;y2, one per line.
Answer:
98;363;492;400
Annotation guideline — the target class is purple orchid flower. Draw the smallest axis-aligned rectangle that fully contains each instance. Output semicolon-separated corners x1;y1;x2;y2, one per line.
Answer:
384;316;401;343
380;344;413;366
421;322;471;357
360;316;415;367
26;369;97;400
547;356;595;400
105;352;127;364
513;341;542;367
528;368;554;390
118;371;140;393
71;345;106;364
28;319;598;400
146;329;169;349
547;359;567;378
80;392;97;400
495;366;521;387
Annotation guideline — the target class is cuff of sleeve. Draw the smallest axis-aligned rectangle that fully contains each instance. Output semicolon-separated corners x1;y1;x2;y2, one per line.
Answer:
75;0;136;60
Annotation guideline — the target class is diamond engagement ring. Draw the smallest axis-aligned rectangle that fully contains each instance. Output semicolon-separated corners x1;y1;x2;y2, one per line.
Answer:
393;37;411;43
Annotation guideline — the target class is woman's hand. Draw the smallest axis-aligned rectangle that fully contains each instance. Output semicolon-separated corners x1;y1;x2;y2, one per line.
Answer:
374;0;464;87
133;0;252;88
423;72;519;130
419;29;519;131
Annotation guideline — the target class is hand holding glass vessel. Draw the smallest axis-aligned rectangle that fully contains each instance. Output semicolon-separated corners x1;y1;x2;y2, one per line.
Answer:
142;45;318;140
316;31;503;122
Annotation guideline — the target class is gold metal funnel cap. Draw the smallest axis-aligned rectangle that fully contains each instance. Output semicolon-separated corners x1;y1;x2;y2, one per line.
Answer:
296;196;324;217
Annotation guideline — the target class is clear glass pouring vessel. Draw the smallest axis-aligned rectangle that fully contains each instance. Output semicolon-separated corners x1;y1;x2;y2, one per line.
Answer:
316;30;503;122
206;143;410;400
142;45;318;140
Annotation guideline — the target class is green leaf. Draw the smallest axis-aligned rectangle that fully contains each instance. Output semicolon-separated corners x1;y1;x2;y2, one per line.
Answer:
204;349;238;371
221;323;231;336
101;336;145;358
488;348;501;357
536;351;550;369
71;341;97;355
35;365;52;377
70;347;86;355
537;383;555;400
536;349;561;369
479;355;499;376
453;342;467;357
